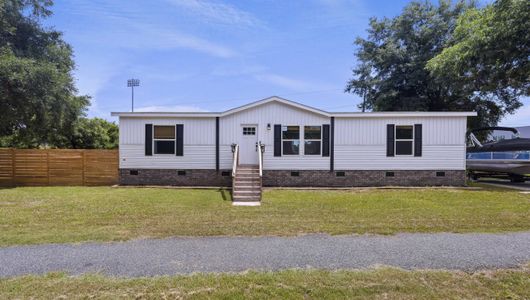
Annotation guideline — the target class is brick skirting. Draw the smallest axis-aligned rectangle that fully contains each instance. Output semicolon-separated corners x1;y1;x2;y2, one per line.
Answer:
262;170;466;187
119;168;465;187
119;169;232;186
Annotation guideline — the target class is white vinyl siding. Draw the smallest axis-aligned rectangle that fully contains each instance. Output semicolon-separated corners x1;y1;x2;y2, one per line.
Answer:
117;100;468;171
334;117;467;170
120;145;216;169
120;118;214;145
119;118;216;169
220;101;330;170
334;117;466;145
334;145;465;170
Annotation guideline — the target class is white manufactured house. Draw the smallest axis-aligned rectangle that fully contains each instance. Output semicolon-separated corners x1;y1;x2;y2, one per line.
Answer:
112;96;476;202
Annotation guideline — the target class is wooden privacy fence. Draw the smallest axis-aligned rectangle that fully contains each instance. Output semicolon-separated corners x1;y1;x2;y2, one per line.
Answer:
0;149;118;186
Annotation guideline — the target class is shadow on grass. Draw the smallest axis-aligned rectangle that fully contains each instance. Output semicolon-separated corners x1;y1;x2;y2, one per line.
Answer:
217;188;231;202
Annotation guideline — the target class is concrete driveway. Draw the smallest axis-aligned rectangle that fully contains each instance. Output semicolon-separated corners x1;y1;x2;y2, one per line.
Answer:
1;232;529;277
477;178;530;191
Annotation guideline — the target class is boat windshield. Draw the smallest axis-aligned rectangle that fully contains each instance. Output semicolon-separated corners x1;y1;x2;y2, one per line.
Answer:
467;128;519;148
479;130;517;144
467;151;530;160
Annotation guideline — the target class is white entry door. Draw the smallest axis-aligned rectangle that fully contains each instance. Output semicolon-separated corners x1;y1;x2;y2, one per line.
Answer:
239;125;258;165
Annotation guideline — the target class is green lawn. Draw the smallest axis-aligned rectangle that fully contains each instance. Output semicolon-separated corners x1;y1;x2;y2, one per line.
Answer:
0;186;529;246
1;267;529;299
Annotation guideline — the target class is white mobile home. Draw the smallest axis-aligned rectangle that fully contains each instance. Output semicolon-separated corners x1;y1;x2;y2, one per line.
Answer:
112;96;475;200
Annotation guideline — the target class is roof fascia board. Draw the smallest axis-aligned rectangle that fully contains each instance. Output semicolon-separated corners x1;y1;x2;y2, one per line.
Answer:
332;112;477;117
219;96;331;117
111;112;219;118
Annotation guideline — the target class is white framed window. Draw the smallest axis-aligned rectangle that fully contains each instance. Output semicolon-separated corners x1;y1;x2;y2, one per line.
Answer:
282;126;300;155
153;125;176;154
395;125;414;156
242;127;256;136
304;126;321;155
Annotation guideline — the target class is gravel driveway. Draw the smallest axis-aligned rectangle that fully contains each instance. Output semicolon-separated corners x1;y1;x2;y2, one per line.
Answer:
1;232;529;277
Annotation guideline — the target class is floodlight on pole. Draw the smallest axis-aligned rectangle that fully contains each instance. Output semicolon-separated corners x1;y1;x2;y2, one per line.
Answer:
127;79;140;112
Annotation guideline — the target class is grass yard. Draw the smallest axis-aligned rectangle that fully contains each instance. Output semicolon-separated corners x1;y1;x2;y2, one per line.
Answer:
0;186;529;246
1;267;529;299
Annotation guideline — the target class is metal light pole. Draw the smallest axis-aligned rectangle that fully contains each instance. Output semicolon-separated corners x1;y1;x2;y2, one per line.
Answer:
127;79;140;112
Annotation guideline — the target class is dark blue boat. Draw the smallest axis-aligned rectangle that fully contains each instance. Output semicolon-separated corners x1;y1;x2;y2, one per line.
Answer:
466;127;530;182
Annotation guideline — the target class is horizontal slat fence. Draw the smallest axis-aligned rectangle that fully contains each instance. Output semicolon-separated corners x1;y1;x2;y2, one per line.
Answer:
0;149;118;186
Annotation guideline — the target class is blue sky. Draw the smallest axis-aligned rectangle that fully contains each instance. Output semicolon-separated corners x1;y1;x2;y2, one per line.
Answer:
46;0;528;126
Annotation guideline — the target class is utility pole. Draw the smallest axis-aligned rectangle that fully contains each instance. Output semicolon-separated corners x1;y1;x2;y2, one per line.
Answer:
127;79;140;112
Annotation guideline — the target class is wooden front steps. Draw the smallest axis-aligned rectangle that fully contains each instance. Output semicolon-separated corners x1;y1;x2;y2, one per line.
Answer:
232;165;261;205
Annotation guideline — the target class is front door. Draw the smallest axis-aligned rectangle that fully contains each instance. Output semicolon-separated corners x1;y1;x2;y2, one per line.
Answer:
239;125;258;165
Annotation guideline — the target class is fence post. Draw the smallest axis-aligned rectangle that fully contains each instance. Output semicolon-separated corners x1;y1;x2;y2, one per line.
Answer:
46;150;50;185
82;151;86;186
11;148;15;186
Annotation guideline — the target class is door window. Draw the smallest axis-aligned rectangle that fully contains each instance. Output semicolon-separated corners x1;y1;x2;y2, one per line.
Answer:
242;127;256;135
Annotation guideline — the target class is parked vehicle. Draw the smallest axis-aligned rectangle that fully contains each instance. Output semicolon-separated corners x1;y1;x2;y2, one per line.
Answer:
467;127;530;182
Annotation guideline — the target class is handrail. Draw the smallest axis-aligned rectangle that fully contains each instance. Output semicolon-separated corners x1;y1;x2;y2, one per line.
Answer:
232;144;239;178
258;142;263;177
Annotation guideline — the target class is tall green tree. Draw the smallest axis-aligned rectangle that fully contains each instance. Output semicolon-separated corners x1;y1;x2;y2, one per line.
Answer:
427;0;529;116
345;0;525;128
0;0;90;148
62;118;118;149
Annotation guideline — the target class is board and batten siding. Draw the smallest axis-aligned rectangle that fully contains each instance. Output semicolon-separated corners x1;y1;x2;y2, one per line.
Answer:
220;101;330;170
334;117;467;170
119;117;217;169
117;100;468;171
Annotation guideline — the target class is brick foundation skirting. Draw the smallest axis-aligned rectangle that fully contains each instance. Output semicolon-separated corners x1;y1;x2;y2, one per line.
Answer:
262;170;466;187
119;169;232;186
119;169;465;187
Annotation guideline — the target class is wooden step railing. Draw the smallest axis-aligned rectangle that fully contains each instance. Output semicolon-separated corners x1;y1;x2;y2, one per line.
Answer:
231;144;239;198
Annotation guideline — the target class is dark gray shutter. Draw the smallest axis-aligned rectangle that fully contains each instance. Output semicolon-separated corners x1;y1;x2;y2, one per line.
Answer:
414;124;422;157
176;124;184;156
330;117;335;171
322;124;330;157
145;124;153;156
386;124;395;157
274;124;281;157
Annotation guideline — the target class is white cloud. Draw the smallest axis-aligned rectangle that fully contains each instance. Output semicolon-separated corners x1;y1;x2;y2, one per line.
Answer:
103;19;237;58
165;0;262;27
159;30;236;58
64;3;237;58
211;63;267;76
254;73;316;91
135;105;208;112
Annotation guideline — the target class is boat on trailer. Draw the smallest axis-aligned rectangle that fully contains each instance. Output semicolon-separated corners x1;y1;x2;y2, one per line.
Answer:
466;127;530;182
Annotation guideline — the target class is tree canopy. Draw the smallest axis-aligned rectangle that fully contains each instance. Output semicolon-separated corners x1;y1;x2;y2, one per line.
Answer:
66;118;118;149
0;0;93;148
426;0;529;115
346;0;528;128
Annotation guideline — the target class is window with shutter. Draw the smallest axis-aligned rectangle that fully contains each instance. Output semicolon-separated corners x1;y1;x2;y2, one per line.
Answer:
153;125;176;154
